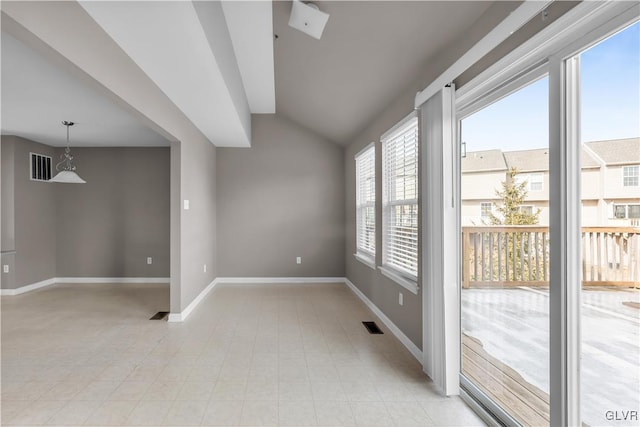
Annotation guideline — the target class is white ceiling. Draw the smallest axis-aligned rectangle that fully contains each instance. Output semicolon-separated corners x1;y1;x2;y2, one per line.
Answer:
0;32;170;147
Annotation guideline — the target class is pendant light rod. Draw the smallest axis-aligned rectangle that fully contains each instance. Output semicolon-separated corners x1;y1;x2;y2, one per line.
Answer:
50;120;86;184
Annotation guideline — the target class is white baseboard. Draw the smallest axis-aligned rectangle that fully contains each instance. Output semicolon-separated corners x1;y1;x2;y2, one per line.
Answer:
0;278;57;296
167;277;345;323
56;277;170;284
344;278;423;362
3;275;424;365
0;277;170;296
168;278;219;322
215;277;346;284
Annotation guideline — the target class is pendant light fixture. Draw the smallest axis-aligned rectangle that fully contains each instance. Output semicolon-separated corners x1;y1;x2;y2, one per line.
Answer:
50;121;86;184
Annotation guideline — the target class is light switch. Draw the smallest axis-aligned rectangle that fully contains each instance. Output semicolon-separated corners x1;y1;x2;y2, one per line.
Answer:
2;265;8;273
183;200;190;210
147;257;152;265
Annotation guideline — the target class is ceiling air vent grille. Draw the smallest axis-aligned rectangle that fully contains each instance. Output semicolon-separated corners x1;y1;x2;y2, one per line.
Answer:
30;152;52;182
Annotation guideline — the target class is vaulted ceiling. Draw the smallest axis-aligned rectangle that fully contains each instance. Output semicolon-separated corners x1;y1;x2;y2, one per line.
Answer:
1;1;511;148
273;1;495;144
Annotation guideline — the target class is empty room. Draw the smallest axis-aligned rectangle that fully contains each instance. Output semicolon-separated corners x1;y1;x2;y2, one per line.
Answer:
1;1;639;426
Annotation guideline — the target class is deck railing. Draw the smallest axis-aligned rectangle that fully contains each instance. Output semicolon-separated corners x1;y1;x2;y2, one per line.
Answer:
462;226;640;288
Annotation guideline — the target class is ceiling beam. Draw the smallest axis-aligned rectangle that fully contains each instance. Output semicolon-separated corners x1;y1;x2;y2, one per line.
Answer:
80;0;251;147
1;1;209;149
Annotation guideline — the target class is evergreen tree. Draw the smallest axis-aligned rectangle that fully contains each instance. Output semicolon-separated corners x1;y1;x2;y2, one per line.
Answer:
488;167;540;225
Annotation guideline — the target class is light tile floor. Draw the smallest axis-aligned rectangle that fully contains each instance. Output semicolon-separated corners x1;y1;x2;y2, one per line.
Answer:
1;282;486;426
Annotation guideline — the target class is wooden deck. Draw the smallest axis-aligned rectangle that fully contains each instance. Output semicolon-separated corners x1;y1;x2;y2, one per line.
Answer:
462;333;550;427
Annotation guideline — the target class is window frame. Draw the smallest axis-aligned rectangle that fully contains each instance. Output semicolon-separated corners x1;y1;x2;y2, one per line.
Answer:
452;3;640;426
614;204;627;219
480;202;492;219
613;203;640;219
623;165;639;187
381;112;419;290
516;172;544;192
529;172;544;191
354;143;376;269
519;205;535;216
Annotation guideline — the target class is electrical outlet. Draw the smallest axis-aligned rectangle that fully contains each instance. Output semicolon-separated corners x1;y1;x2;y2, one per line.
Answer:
398;292;403;306
296;257;301;264
204;264;207;273
147;257;153;265
2;265;8;273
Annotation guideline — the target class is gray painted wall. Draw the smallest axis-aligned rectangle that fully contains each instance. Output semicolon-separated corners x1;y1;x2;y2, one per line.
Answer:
0;137;170;289
0;136;57;289
2;3;218;315
177;138;217;312
1;136;16;251
217;114;345;278
56;147;170;278
0;136;16;290
344;1;522;349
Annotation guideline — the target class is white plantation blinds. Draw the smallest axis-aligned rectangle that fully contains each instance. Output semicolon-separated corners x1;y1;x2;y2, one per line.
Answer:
382;116;419;278
356;145;376;257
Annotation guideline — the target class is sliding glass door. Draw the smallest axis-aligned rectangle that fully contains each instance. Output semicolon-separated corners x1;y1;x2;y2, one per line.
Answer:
459;77;551;426
455;7;639;426
576;21;640;427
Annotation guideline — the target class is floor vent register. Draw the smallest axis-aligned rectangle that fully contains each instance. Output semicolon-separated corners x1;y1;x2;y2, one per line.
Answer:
362;321;384;334
149;311;169;320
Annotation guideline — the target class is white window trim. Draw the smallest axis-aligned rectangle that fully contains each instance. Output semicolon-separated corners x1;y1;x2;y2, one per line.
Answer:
519;204;535;214
381;112;419;278
354;141;376;159
355;142;376;258
480;202;492;219
613;204;640;219
378;266;418;294
353;252;375;270
613;204;627;219
449;2;640;426
529;172;544;192
623;165;639;187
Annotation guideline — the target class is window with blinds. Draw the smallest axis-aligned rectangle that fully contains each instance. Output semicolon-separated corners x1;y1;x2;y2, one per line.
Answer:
355;145;376;258
382;115;418;278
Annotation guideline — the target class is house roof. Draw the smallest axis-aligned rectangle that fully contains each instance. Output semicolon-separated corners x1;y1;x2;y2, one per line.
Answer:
581;148;601;168
503;148;548;173
461;149;507;172
463;143;609;173
585;138;640;165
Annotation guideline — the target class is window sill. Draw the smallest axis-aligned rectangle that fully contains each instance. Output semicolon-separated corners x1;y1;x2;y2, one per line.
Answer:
379;266;419;295
354;253;376;270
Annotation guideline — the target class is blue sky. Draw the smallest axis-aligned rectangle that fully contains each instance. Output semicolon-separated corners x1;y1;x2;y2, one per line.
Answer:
462;21;640;152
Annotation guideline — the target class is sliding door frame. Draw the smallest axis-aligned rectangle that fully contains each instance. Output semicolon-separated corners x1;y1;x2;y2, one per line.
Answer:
446;2;640;426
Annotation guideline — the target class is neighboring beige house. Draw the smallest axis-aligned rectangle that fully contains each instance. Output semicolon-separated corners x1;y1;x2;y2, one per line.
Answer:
462;137;640;227
503;148;551;225
461;149;507;226
585;138;640;227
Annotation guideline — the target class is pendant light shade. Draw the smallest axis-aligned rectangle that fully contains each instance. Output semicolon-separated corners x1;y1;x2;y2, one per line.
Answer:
50;121;86;184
